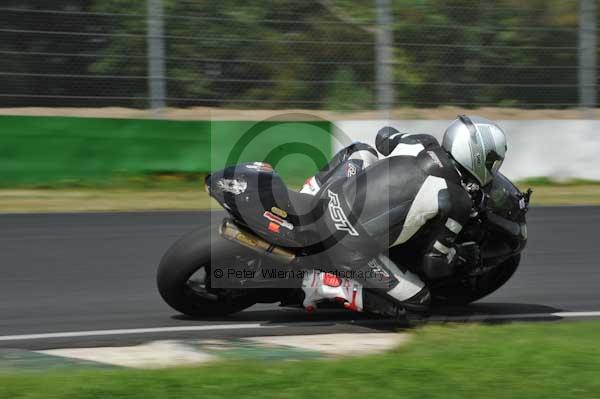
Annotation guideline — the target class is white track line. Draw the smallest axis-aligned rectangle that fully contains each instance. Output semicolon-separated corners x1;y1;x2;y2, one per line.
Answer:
0;323;283;342
1;311;600;342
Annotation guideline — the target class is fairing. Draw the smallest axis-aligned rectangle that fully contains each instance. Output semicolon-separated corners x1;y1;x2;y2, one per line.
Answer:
206;162;309;247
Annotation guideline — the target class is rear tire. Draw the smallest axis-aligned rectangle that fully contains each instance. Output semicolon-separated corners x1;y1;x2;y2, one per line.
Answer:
431;254;521;306
157;224;257;317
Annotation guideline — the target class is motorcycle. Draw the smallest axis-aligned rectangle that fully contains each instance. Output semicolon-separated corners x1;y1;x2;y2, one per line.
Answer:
157;161;531;317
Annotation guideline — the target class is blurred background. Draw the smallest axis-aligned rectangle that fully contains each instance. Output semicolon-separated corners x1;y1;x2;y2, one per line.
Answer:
0;0;599;211
0;0;596;115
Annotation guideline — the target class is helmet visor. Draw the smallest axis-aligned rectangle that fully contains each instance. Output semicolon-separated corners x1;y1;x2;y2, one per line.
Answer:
485;151;504;175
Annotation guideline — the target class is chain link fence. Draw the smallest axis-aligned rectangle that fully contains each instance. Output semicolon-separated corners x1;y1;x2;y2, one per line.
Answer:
0;0;595;114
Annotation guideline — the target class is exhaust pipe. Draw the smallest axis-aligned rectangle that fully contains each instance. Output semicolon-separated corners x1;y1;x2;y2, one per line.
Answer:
219;219;295;263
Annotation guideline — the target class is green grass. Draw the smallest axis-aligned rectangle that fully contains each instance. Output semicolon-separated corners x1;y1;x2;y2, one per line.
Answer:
2;322;600;398
518;177;600;186
1;175;600;213
517;182;600;206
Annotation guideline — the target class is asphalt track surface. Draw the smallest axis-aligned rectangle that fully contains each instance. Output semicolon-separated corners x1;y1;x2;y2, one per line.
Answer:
1;207;599;349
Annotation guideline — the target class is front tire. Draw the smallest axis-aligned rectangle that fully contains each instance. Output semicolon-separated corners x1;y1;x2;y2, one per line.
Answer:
431;254;521;306
157;225;256;317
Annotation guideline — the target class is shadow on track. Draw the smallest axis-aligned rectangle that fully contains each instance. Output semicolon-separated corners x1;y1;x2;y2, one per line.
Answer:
172;302;565;331
2;303;565;351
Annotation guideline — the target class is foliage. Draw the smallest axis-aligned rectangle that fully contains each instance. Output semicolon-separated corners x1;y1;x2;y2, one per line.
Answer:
0;0;586;109
325;68;374;111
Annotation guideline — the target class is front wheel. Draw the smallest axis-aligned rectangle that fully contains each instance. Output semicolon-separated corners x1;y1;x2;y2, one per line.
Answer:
157;225;257;317
431;254;521;306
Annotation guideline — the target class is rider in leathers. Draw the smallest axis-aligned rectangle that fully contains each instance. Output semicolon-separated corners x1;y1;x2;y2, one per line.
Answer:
300;115;508;316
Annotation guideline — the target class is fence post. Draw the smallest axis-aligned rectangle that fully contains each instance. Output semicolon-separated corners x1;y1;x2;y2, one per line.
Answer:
375;0;394;114
579;0;597;116
147;0;167;116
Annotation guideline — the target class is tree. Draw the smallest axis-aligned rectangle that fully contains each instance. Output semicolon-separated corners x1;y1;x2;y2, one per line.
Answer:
0;0;584;109
0;0;101;107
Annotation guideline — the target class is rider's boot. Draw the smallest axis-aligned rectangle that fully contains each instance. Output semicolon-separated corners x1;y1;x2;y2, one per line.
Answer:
301;270;364;312
300;264;430;316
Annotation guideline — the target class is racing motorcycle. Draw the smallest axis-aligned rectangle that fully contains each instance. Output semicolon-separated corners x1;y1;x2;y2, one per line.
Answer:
157;161;531;317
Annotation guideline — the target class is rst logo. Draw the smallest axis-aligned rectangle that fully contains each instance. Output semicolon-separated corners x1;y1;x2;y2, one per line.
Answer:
327;190;359;236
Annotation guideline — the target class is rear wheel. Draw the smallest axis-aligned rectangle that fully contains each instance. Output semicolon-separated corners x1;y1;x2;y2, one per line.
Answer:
431;254;521;306
157;225;257;317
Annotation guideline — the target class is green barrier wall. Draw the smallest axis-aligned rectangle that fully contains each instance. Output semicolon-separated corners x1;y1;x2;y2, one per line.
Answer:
0;116;332;186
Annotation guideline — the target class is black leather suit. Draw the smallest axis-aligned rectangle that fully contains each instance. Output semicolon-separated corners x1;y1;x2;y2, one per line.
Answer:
310;128;474;308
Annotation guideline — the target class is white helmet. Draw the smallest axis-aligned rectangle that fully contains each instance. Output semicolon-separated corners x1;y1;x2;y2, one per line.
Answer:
442;115;507;186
